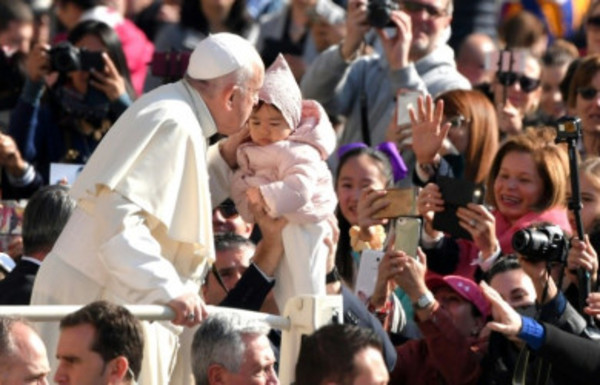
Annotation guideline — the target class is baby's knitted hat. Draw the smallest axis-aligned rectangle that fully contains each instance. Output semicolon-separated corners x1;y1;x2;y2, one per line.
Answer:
258;54;302;130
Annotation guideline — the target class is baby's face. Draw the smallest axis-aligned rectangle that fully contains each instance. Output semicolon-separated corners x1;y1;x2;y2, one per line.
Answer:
248;103;292;146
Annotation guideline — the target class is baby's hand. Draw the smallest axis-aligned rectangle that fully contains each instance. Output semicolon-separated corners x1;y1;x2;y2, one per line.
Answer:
247;187;265;207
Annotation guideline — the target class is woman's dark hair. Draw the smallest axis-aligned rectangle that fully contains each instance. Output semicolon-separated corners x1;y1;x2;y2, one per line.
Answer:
334;146;394;285
180;0;254;38
66;20;135;99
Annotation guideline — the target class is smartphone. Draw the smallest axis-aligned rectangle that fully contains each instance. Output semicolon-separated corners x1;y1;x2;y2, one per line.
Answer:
396;90;421;126
355;249;385;301
372;188;417;219
432;176;486;240
484;49;526;73
394;217;421;258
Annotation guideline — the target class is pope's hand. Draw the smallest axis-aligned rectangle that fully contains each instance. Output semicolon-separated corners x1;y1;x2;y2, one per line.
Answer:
167;292;207;327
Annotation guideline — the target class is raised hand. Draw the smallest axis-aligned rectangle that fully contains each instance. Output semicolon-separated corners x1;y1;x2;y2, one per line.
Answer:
375;10;412;70
340;0;370;60
416;182;444;238
89;52;127;101
566;236;598;288
409;94;450;165
480;281;522;337
456;203;498;259
25;43;52;83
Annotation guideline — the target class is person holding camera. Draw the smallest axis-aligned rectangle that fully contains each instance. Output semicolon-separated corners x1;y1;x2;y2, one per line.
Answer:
561;157;600;318
479;242;589;385
301;0;470;158
7;20;134;196
480;272;595;385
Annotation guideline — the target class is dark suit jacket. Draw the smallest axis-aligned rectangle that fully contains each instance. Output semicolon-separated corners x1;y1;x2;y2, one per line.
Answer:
0;258;39;305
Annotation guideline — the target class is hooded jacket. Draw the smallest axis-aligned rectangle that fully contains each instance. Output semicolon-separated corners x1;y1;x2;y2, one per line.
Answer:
231;99;337;223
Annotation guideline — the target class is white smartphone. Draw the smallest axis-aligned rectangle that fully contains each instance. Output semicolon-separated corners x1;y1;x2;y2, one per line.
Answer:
355;249;385;301
396;90;421;126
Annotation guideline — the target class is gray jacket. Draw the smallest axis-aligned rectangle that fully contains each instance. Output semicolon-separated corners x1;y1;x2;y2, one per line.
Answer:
255;0;345;67
301;42;470;152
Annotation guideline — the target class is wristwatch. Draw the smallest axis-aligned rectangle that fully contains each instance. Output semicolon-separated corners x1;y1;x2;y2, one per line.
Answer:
414;291;435;310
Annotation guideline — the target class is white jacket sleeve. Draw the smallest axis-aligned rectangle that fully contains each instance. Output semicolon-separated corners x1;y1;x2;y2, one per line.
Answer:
95;190;190;305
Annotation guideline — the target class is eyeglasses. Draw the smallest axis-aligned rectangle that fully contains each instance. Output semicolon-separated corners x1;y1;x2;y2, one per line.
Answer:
496;72;541;93
214;202;239;219
587;15;600;28
577;87;600;100
445;115;468;129
399;0;447;18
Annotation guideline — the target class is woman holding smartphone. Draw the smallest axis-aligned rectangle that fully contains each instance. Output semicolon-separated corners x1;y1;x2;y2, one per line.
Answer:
415;97;571;279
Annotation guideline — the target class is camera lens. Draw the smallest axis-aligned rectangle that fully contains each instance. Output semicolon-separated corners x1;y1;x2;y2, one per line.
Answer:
512;229;531;253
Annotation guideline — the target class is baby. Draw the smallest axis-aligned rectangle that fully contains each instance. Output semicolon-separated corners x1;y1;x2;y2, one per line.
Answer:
231;54;337;310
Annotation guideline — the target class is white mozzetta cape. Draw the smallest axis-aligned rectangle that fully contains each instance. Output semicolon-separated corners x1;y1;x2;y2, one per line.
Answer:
71;80;220;264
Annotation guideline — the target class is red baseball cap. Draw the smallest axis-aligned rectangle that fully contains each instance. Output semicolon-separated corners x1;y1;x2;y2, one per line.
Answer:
426;275;491;318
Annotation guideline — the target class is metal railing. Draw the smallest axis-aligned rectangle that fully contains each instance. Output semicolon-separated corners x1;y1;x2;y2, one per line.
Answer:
0;295;343;385
0;304;291;329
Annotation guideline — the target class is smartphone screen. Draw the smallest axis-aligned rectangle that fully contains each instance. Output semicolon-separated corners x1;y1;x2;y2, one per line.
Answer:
394;217;422;258
396;91;421;126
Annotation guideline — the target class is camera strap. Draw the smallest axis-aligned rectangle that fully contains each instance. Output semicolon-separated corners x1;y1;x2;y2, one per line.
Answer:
512;347;529;385
360;91;371;146
512;346;552;385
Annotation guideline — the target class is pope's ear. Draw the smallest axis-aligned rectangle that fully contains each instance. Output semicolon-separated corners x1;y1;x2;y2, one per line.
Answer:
222;83;237;110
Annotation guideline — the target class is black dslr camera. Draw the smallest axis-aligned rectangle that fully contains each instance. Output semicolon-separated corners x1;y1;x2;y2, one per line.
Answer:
367;0;398;28
49;42;104;74
512;224;569;263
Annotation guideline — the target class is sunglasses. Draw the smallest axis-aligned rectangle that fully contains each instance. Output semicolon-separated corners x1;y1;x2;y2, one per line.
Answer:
400;0;447;18
496;72;541;93
577;87;600;100
587;16;600;28
215;202;239;219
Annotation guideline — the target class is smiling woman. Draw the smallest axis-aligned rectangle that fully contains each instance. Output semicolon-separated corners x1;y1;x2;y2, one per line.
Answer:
566;54;600;158
420;127;572;279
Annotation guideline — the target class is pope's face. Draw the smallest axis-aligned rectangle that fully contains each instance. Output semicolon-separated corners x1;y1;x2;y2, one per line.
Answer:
219;64;264;136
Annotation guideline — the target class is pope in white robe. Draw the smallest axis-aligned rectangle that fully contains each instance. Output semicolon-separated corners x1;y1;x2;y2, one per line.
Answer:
30;33;265;385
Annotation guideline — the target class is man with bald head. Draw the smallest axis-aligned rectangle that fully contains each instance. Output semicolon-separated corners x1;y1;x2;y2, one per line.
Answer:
31;33;265;385
456;32;496;87
0;317;50;385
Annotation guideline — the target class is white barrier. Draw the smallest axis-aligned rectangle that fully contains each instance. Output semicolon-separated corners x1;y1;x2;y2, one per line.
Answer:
0;295;343;385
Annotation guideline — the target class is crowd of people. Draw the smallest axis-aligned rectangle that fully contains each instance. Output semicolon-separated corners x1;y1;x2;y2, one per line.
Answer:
2;0;600;384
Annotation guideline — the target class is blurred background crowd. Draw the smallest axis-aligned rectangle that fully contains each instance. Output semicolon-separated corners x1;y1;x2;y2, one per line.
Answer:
3;0;600;384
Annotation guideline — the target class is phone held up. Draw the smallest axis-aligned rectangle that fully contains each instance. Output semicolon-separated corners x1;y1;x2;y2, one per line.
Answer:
371;187;422;258
432;176;486;240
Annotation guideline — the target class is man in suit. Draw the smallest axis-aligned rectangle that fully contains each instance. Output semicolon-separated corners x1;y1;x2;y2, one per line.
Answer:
0;185;75;304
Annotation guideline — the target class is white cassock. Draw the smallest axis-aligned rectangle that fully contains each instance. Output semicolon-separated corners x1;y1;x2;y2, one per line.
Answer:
31;79;232;385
